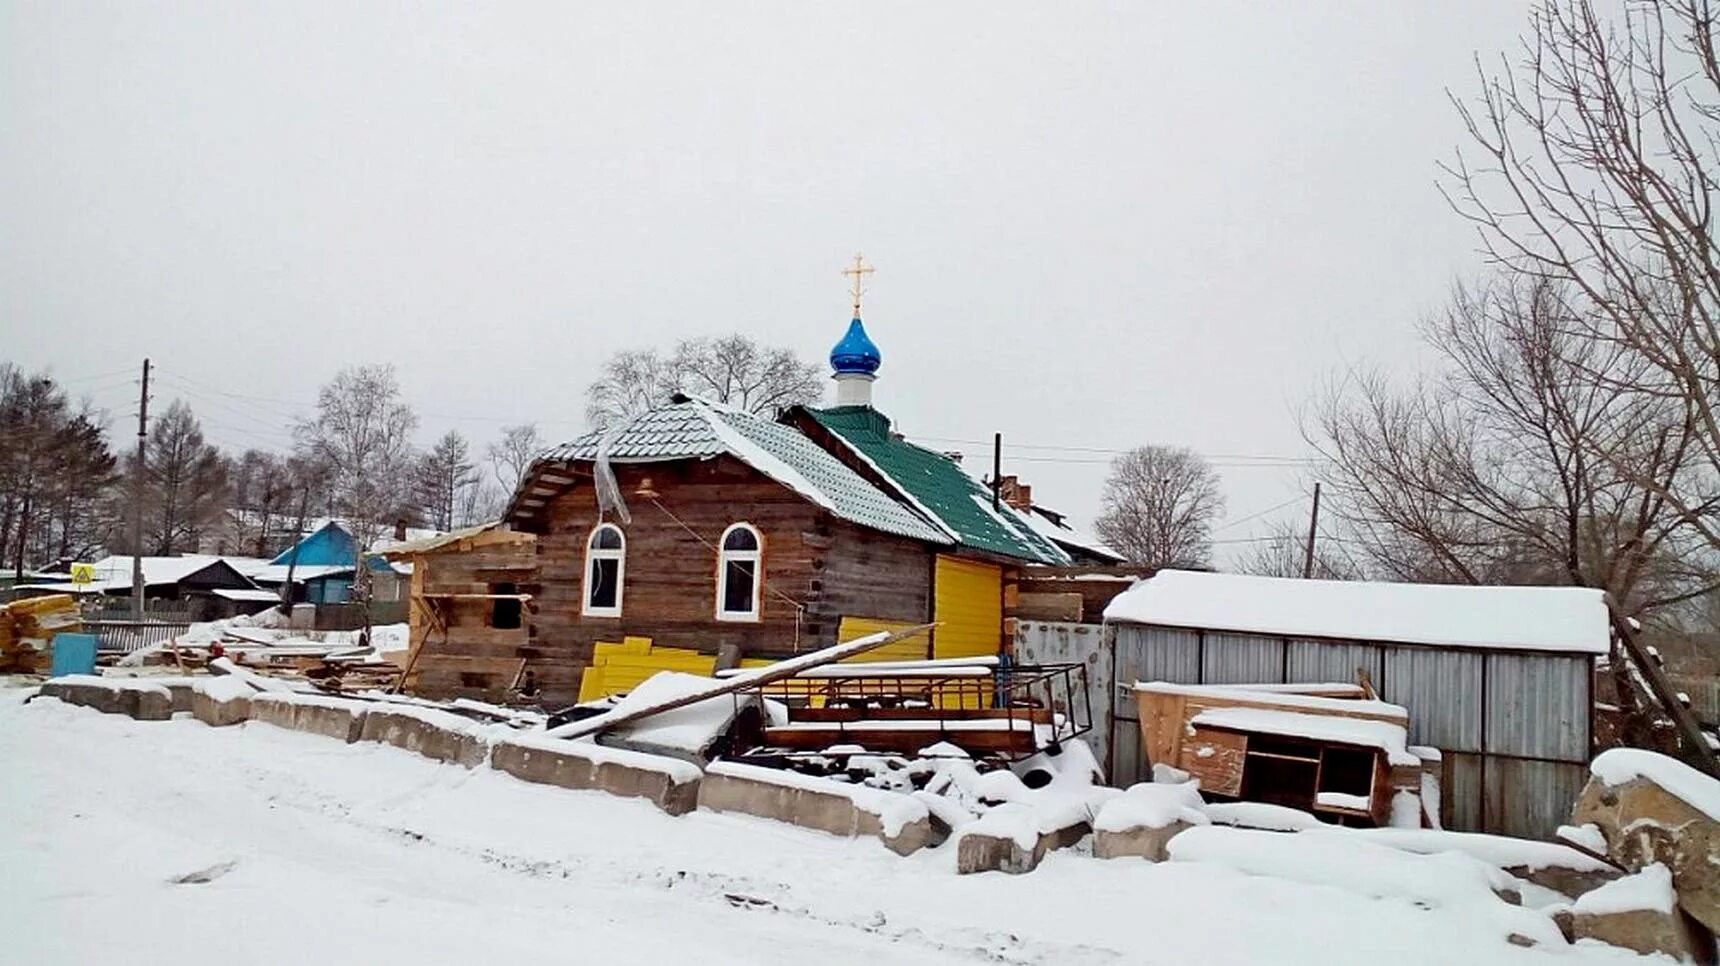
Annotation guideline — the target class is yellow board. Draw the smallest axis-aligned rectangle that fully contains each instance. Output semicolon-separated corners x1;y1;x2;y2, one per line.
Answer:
933;555;1003;659
577;638;716;702
836;617;931;663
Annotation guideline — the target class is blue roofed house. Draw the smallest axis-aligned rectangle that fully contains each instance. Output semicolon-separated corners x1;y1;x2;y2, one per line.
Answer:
252;520;419;605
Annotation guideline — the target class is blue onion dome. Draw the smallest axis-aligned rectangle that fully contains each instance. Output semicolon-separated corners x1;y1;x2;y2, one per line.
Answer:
829;318;882;376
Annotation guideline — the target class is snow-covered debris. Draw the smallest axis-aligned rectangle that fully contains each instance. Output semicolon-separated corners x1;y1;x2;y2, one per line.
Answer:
1588;747;1720;821
1105;569;1610;654
1314;827;1614;874
1202;801;1322;831
1168;826;1566;946
1556;823;1608;856
1094;782;1209;833
598;671;754;756
1189;706;1419;767
1315;791;1370;812
1572;864;1677;916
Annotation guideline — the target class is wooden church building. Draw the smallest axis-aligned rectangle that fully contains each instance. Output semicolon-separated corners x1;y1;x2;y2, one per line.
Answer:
504;277;1070;705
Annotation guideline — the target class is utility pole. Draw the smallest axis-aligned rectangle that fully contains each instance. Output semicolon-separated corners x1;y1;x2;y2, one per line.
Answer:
1301;481;1322;579
130;358;151;620
991;433;1003;511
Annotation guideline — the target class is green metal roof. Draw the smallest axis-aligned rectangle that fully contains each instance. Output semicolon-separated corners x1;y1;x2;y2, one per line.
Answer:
801;406;1072;565
533;399;949;545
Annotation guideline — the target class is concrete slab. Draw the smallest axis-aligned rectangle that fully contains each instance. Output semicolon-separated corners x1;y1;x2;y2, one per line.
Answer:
359;709;489;768
490;737;701;815
250;693;365;743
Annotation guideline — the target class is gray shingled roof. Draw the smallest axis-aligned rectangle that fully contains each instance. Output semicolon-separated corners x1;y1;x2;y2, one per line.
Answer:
537;399;949;545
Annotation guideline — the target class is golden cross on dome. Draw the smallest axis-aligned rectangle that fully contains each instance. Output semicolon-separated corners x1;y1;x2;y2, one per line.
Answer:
842;253;874;317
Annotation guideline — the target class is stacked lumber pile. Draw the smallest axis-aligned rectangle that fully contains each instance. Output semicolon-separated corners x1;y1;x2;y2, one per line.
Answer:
0;595;81;673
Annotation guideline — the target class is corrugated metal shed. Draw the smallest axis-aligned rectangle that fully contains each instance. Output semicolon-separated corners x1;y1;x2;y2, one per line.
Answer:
1286;639;1382;686
1382;645;1484;752
1107;610;1598;837
1484;652;1590;761
1200;631;1284;684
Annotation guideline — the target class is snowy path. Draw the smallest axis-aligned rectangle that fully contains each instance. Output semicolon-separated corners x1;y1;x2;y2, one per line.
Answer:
0;689;1641;966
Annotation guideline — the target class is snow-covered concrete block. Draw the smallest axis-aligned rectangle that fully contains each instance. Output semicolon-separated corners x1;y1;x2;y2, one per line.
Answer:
359;706;489;768
1574;748;1720;933
955;803;1091;875
491;735;702;815
697;761;935;856
250;692;366;743
191;676;255;727
1566;864;1717;962
39;675;174;721
1093;782;1209;862
1094;822;1195;862
1331;827;1619;900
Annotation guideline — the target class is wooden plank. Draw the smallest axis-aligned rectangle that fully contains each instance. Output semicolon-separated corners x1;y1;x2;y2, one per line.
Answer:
762;725;1036;755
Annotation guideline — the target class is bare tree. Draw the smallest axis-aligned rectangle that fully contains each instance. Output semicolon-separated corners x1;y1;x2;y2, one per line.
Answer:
1094;446;1225;568
1240;518;1362;581
0;365;118;574
1308;275;1717;620
1445;0;1720;551
414;430;479;532
584;335;823;428
130;400;229;555
294;365;419;553
487;422;544;495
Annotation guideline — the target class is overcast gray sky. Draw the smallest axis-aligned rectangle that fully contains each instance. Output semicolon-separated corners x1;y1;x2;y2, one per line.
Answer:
1;2;1536;561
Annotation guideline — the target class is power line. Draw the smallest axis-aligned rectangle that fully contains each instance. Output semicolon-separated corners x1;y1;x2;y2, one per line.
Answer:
908;433;1315;464
1213;495;1307;533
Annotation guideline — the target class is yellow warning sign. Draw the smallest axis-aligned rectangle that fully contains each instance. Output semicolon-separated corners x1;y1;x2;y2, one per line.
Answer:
69;563;96;588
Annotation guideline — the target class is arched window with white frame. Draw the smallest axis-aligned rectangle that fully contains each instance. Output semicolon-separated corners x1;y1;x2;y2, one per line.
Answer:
582;523;625;617
715;523;763;622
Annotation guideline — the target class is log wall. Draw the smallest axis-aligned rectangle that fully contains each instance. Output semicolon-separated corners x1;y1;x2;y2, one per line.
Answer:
402;533;538;702
522;457;934;704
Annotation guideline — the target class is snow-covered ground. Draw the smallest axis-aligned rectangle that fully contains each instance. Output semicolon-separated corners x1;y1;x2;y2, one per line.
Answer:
0;687;1645;966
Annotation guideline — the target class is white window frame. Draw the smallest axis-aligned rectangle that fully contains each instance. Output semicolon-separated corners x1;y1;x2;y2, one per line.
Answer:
715;522;763;623
581;523;626;618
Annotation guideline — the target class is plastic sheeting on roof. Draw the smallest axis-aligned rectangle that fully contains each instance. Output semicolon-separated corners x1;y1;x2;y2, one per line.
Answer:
1103;569;1610;655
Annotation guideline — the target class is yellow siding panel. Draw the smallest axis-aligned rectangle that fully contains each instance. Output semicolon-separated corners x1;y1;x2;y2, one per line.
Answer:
837;617;932;663
933;555;1003;659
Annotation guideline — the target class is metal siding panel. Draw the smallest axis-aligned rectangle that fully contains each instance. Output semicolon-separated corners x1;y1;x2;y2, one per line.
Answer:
1111;715;1145;787
1483;757;1589;839
1445;752;1484;832
1484;653;1590;761
1200;631;1286;685
1014;621;1111;773
1112;626;1201;714
1285;639;1384;687
1381;646;1483;752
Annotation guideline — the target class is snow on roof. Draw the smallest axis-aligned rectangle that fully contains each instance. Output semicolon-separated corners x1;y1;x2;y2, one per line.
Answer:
249;563;355;584
1190;706;1420;766
1104;569;1610;655
17;555;266;594
212;588;282;603
373;522;521;557
529;399;949;545
1132;681;1407;722
1021;507;1125;563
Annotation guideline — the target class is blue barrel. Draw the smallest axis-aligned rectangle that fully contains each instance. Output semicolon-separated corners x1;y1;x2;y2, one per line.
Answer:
49;633;98;677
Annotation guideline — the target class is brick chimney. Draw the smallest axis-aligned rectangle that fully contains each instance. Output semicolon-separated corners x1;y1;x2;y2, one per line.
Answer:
997;475;1033;511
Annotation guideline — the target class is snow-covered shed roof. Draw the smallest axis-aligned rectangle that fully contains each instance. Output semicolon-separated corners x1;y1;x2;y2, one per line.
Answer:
15;555;265;594
1103;569;1611;655
516;398;950;545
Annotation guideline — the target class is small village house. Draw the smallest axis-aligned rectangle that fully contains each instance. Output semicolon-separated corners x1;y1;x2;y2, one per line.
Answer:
250;520;418;610
1102;569;1611;838
10;554;272;620
505;306;1071;706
